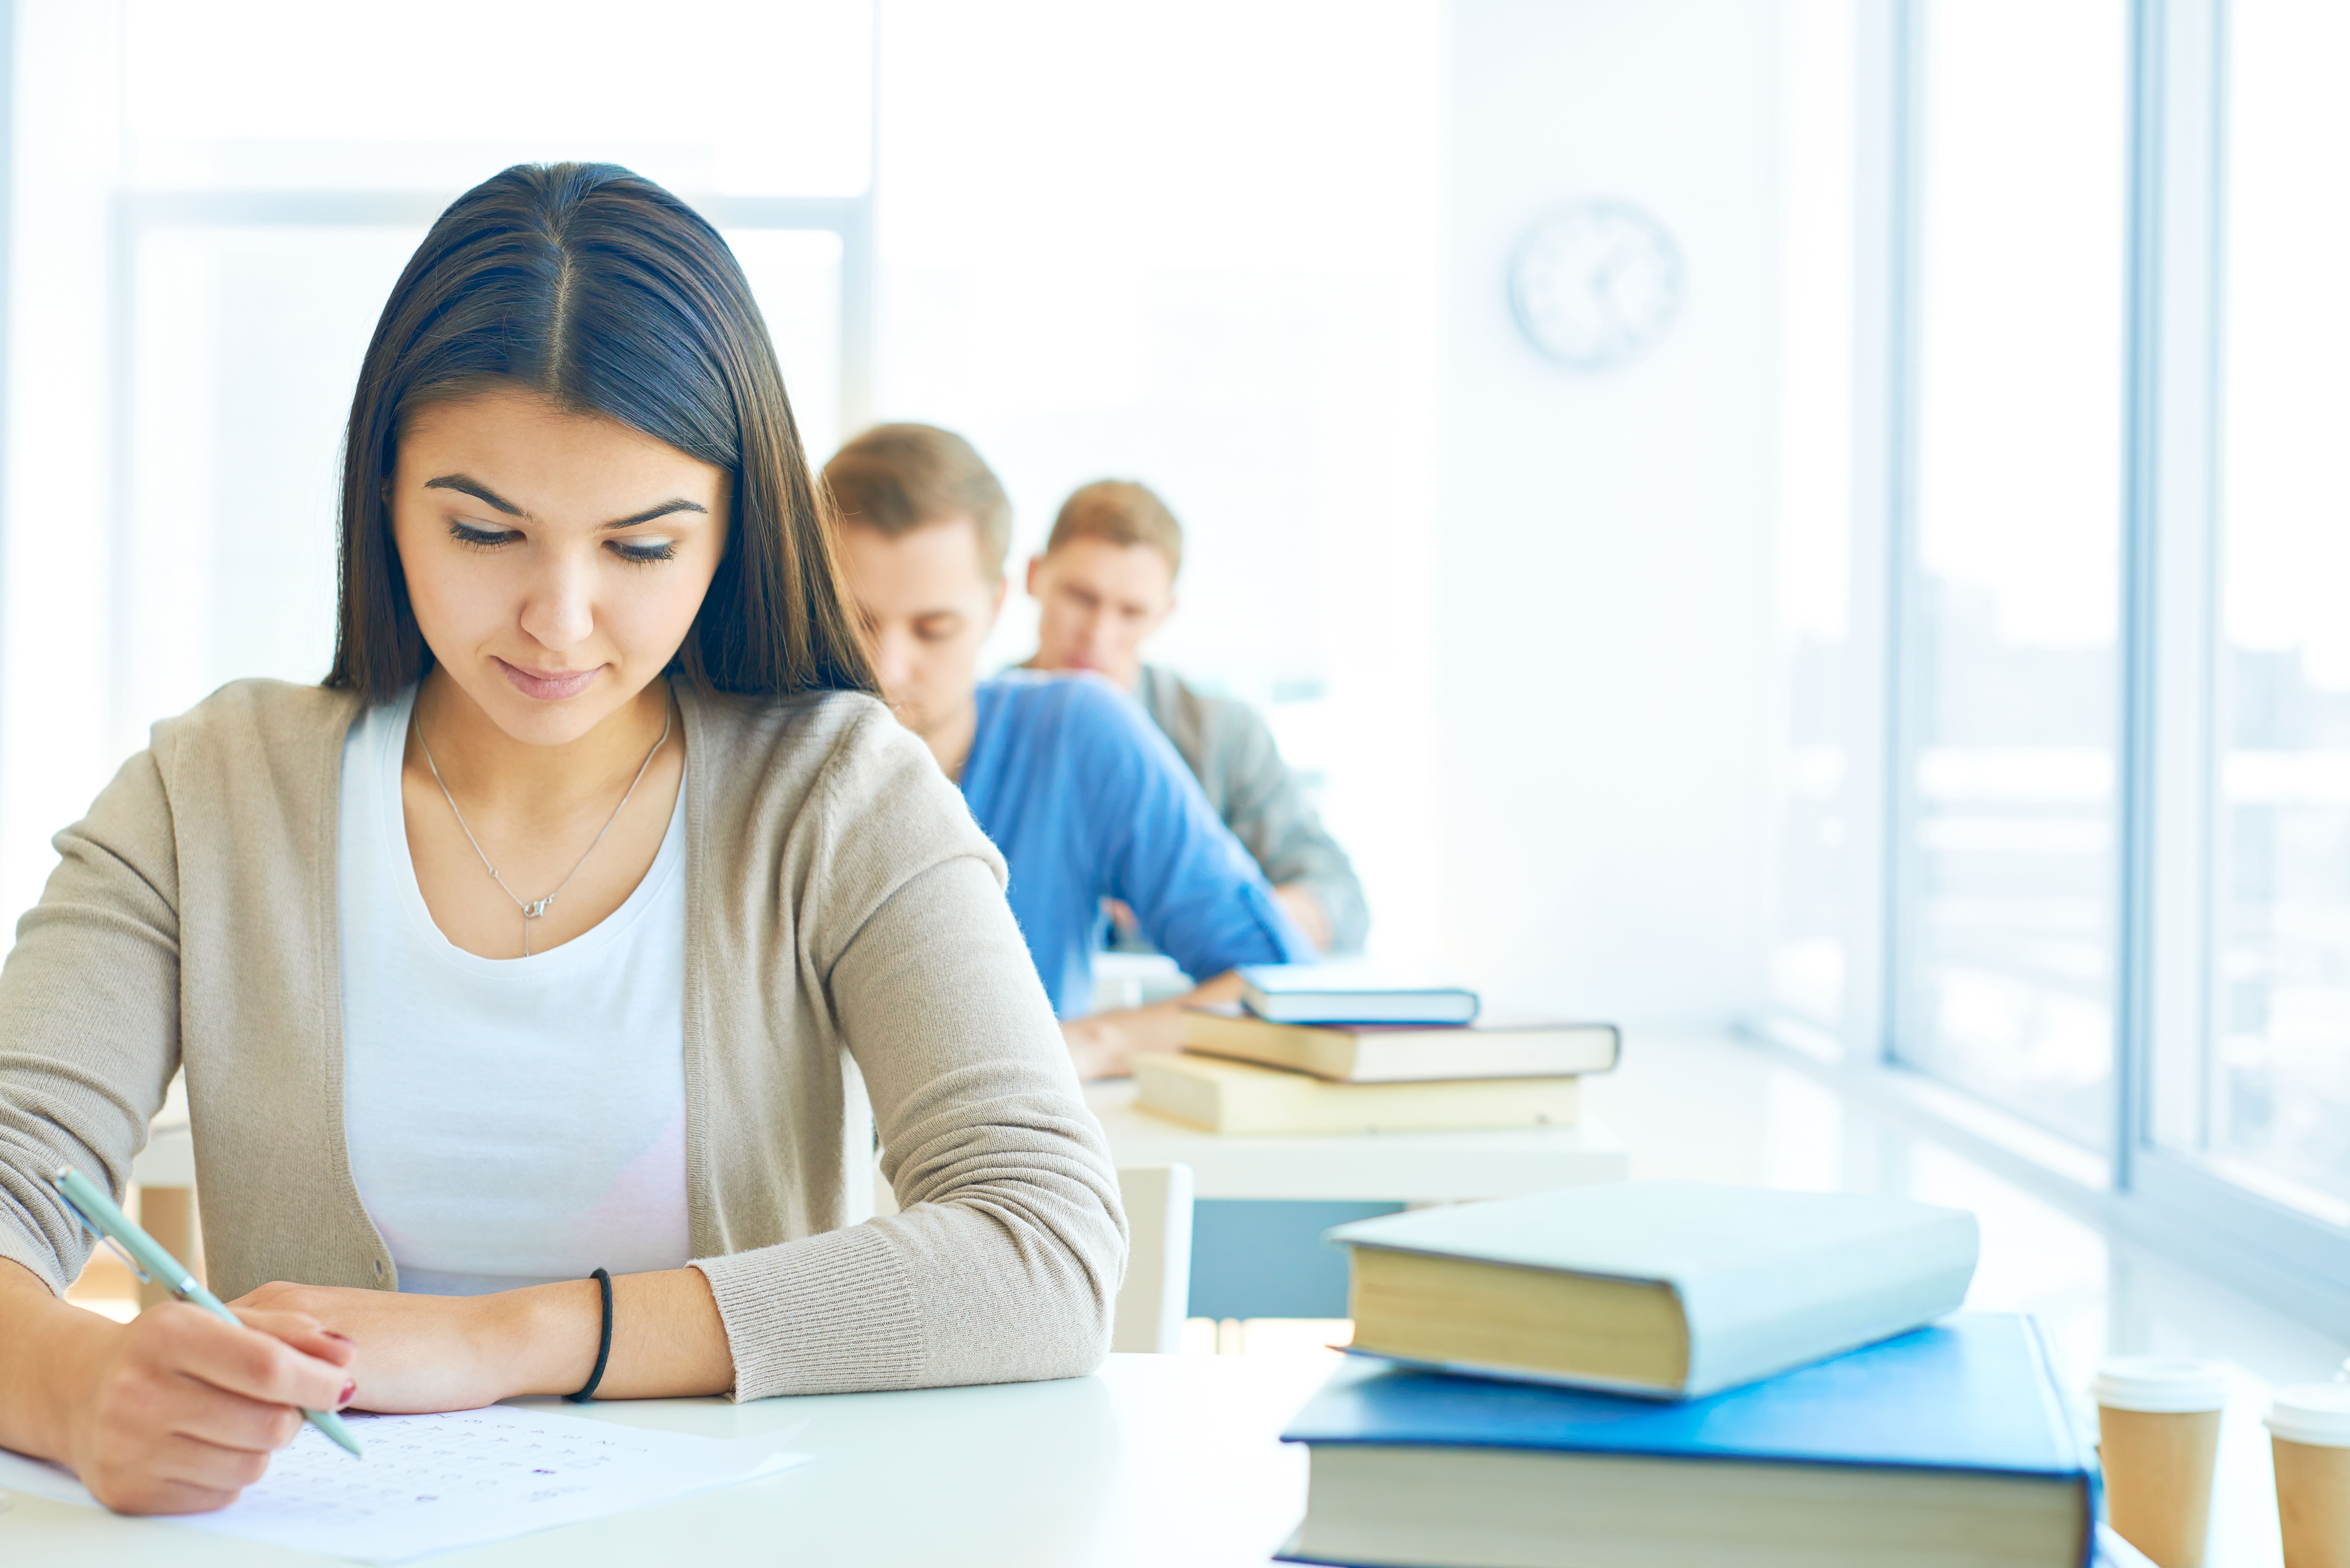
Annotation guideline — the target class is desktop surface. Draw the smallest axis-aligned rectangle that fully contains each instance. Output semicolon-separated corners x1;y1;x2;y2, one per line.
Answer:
0;1351;1341;1567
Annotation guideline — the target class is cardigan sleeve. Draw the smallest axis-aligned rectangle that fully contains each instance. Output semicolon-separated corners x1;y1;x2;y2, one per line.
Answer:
692;855;1126;1397
0;750;184;1294
688;705;1128;1399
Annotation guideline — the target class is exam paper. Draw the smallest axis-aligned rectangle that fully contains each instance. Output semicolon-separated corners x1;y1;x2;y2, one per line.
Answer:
0;1403;808;1563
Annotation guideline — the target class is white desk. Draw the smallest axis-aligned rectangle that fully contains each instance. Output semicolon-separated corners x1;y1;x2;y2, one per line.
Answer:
133;1086;1630;1214
1086;1080;1627;1200
0;1351;1342;1567
1090;1083;1627;1320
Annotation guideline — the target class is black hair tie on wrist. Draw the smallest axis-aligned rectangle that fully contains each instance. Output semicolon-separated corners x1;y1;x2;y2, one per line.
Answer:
565;1267;613;1403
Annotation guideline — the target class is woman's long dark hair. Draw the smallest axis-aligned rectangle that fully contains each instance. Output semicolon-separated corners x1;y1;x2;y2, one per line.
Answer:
325;162;877;702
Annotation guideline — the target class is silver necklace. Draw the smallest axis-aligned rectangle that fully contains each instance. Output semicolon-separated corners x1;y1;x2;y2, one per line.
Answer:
413;698;673;956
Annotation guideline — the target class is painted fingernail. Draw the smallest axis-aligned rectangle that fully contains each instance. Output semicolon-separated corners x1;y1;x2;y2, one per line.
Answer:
338;1379;357;1407
322;1331;355;1343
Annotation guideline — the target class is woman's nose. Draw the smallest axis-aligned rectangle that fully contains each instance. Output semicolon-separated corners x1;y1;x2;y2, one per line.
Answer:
517;552;597;652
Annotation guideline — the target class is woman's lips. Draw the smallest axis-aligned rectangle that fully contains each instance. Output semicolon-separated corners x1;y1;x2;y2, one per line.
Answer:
495;658;601;702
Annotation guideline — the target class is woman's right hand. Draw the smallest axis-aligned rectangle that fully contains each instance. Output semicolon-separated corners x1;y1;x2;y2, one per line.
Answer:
57;1299;358;1515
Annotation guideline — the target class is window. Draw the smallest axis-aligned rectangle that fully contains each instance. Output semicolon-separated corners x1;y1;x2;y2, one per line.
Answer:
0;2;874;922
122;226;427;740
118;224;847;758
1762;0;2350;1327
1894;0;2129;1150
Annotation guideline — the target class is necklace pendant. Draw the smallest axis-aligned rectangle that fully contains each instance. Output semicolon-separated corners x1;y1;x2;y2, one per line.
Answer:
521;897;552;921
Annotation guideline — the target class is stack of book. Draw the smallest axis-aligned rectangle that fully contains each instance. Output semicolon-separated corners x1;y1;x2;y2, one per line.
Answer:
1277;1180;2106;1567
1130;963;1620;1136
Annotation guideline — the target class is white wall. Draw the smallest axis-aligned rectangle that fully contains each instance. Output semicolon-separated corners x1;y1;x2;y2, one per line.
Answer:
1;2;120;926
1433;0;1780;1025
873;0;1449;961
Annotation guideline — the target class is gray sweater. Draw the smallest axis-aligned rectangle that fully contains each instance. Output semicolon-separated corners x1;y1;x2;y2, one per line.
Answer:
0;678;1125;1401
1133;665;1368;953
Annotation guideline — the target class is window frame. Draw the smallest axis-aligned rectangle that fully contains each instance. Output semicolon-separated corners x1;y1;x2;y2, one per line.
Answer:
2125;0;2350;1308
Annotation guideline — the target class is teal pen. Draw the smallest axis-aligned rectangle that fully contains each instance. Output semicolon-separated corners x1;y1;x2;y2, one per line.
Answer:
46;1165;363;1459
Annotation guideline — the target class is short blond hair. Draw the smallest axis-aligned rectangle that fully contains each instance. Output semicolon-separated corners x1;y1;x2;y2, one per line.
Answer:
1045;480;1183;579
823;423;1014;580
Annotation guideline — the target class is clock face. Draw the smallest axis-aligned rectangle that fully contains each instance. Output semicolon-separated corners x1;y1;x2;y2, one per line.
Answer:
1509;201;1683;371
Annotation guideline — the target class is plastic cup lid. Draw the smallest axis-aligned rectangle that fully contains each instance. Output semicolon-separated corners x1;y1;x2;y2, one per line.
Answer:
2091;1356;2231;1413
2267;1383;2350;1448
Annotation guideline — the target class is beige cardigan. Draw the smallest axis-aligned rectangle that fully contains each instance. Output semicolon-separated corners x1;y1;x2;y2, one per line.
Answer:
0;678;1126;1400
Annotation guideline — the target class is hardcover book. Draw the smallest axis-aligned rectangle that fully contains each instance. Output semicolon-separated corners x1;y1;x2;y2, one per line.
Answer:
1329;1179;1978;1397
1236;963;1480;1026
1132;1051;1579;1136
1278;1315;2096;1568
1183;1006;1618;1084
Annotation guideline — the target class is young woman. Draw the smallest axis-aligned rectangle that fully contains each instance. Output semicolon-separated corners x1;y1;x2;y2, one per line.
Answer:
0;163;1124;1516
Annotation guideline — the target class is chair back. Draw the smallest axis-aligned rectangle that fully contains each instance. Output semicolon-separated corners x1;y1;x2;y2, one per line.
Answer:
1111;1163;1194;1354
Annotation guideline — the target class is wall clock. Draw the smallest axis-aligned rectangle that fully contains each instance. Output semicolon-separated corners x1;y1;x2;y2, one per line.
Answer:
1509;200;1683;372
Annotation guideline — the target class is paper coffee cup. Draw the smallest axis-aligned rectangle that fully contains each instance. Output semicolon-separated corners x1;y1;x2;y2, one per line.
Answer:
2267;1383;2350;1568
2093;1357;2230;1568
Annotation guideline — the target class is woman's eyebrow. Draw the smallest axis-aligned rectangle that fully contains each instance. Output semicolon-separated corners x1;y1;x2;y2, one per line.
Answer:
422;473;526;516
421;475;705;529
604;499;709;530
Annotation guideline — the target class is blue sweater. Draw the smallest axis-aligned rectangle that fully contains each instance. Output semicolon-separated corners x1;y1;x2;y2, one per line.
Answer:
960;673;1310;1017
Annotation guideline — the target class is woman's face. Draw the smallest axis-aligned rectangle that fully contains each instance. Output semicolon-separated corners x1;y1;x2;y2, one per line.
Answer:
391;388;729;746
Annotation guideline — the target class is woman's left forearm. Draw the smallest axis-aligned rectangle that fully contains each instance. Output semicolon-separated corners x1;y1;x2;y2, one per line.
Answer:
235;1266;734;1410
489;1266;733;1400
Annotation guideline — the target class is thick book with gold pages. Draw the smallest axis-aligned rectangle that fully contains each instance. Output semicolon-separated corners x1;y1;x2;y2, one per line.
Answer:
1329;1179;1978;1398
1183;1005;1619;1083
1131;1051;1580;1135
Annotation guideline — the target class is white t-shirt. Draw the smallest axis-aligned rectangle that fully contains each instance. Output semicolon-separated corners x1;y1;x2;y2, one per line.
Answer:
338;687;690;1296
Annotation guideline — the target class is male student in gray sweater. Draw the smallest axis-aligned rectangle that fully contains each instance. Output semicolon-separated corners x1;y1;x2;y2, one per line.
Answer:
1023;479;1368;954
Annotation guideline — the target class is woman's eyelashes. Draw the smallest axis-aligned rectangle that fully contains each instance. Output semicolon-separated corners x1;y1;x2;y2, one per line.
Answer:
443;518;680;565
448;519;519;550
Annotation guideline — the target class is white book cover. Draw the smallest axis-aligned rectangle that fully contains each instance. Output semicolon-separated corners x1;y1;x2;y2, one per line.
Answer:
1328;1179;1980;1398
1237;961;1480;1025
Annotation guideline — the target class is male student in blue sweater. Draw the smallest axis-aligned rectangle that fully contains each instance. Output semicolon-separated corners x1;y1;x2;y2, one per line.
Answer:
823;423;1312;1080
